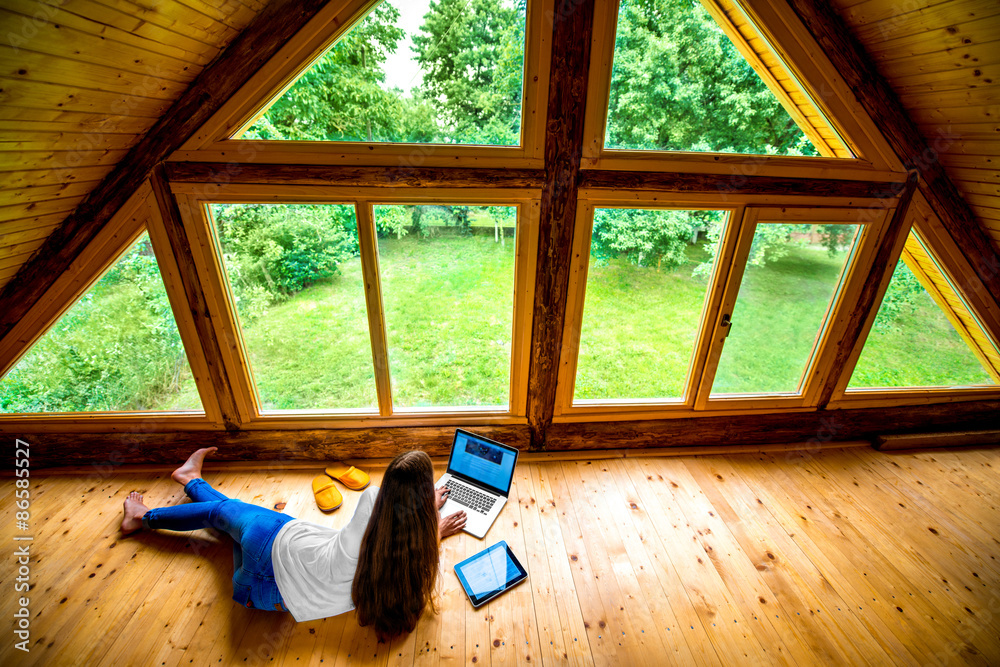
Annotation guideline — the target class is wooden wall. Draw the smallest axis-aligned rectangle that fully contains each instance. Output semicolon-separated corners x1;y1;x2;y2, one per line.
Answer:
832;0;1000;251
0;0;262;289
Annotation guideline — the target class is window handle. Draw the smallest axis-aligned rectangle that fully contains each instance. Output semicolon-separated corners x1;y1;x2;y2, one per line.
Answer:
720;313;733;338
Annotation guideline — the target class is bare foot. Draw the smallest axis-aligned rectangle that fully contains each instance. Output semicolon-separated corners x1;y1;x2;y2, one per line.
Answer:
171;447;218;486
121;491;148;535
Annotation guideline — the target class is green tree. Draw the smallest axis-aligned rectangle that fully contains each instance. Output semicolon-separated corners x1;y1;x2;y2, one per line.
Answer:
247;4;407;141
412;0;526;144
606;0;817;155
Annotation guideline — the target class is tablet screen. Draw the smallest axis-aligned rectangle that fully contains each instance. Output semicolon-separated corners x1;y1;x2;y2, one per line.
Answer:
455;541;527;607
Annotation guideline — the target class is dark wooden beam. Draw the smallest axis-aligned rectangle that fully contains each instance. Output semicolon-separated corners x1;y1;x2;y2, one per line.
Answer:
543;400;1000;451
149;166;241;430
786;0;1000;331
10;400;999;468
164;163;545;189
817;170;919;407
10;425;532;469
580;170;904;198
526;0;596;449
0;0;331;343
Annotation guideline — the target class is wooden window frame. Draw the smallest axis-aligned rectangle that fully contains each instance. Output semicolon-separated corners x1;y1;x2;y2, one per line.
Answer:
0;183;220;429
831;225;1000;409
172;0;554;170
170;181;540;428
553;190;895;422
580;0;902;178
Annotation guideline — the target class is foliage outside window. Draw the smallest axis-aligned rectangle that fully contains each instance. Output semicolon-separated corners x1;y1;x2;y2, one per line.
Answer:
211;204;379;411
374;204;517;409
710;222;859;395
848;256;997;389
605;0;818;155
243;0;527;146
0;233;202;413
574;208;727;401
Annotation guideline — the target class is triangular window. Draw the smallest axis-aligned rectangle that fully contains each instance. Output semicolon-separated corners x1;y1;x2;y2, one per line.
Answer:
848;231;1000;389
239;0;527;146
0;232;204;413
604;0;851;157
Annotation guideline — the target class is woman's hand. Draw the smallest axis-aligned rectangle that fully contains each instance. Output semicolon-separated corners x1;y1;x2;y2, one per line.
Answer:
435;486;450;510
439;510;466;539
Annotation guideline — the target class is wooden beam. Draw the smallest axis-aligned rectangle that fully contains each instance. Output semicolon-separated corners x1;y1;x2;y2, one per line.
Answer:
580;170;904;197
527;0;596;449
816;171;918;407
13;424;532;469
544;399;1000;451
163;163;545;188
10;399;1000;468
875;429;1000;451
148;166;242;430
786;0;1000;336
0;0;330;343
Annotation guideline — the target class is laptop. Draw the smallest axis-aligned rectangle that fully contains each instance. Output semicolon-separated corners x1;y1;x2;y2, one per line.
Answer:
436;429;519;539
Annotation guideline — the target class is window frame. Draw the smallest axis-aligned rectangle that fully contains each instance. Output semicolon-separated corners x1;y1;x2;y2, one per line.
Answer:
580;0;901;177
555;192;894;421
172;0;554;170
171;181;541;427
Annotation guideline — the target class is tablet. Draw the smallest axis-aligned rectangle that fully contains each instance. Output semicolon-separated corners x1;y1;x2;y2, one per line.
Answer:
454;540;528;608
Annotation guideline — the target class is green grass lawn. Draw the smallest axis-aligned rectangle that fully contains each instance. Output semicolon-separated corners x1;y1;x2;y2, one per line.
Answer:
711;245;849;395
849;289;993;388
6;234;993;414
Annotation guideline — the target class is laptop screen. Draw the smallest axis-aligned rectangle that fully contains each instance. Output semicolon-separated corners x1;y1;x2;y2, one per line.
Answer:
447;429;518;496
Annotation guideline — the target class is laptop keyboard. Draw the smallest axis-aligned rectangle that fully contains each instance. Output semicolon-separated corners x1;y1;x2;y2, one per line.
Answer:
445;479;497;515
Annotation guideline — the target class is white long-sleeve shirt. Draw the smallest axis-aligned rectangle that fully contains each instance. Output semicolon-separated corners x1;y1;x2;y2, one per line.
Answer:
270;485;378;622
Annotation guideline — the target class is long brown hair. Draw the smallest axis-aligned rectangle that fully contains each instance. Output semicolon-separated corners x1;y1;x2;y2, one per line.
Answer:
352;450;439;642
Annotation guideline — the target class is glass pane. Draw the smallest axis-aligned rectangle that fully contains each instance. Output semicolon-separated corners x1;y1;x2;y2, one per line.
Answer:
374;204;516;408
243;0;526;146
0;233;203;413
848;257;996;388
605;0;827;156
574;208;728;401
210;204;378;411
711;222;860;395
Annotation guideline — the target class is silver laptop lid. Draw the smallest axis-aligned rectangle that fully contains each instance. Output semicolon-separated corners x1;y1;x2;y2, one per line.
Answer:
445;429;519;498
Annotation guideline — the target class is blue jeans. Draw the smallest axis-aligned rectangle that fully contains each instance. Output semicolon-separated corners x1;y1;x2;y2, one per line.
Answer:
142;478;295;612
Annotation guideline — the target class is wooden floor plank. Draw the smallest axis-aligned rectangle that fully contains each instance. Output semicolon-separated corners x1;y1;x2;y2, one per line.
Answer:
5;447;1000;666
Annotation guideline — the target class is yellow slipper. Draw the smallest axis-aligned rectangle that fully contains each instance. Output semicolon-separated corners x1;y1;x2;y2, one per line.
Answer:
325;463;371;491
312;475;343;512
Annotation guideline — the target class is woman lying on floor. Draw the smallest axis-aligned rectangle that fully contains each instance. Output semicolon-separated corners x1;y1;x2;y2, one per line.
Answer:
120;447;467;641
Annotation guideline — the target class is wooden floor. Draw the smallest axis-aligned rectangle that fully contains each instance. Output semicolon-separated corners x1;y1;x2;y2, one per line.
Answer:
2;444;999;666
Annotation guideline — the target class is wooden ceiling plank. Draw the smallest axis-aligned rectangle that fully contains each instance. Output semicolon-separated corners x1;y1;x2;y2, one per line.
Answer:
0;238;46;261
90;0;240;44
54;0;229;52
172;0;257;32
0;131;138;152
0;224;63;248
0;113;155;135
0;0;331;343
789;0;1000;318
864;14;1000;60
1;2;212;66
0;181;103;207
0;149;130;173
0;48;188;100
875;39;1000;73
835;0;956;27
0;78;173;118
0;197;86;224
0;10;201;83
0;166;114;190
848;0;1000;45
